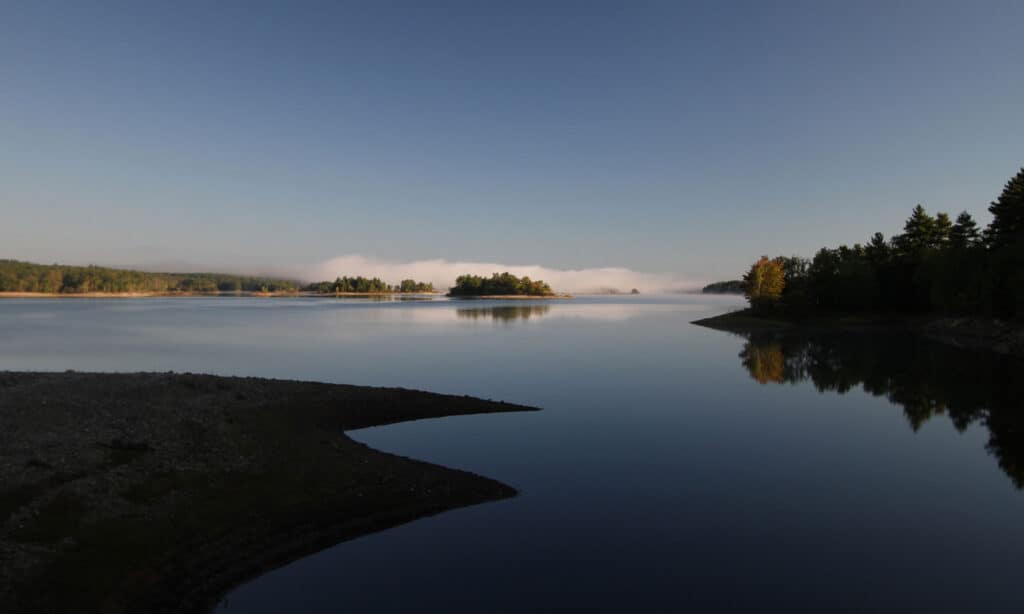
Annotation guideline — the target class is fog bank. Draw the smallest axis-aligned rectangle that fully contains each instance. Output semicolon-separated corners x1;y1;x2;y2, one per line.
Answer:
304;255;704;294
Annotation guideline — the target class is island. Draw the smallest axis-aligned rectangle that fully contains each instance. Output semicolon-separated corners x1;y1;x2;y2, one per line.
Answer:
304;276;435;295
0;260;300;296
694;167;1024;357
447;272;570;298
0;372;538;613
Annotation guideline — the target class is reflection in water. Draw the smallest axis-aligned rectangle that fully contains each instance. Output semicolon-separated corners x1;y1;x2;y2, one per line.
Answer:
732;329;1024;486
455;305;551;322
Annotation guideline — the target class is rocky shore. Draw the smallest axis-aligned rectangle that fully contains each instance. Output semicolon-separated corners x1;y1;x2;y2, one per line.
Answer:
0;372;537;613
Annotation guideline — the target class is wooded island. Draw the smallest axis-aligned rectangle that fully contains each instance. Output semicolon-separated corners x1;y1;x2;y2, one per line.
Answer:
447;272;556;297
305;276;435;294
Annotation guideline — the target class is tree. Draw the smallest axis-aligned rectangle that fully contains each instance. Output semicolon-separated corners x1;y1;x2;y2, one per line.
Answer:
949;212;981;249
865;233;890;264
448;272;553;297
743;256;785;312
894;204;936;254
933;212;953;248
986;167;1024;248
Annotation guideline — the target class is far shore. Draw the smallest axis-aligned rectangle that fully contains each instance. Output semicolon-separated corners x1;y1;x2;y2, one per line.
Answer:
0;290;575;300
0;372;538;614
446;294;574;300
0;290;445;299
0;291;302;299
693;308;1024;358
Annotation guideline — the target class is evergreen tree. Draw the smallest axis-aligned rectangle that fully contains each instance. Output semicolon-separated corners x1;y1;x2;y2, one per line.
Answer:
986;168;1024;247
932;212;953;247
865;232;890;264
949;211;981;249
894;205;936;254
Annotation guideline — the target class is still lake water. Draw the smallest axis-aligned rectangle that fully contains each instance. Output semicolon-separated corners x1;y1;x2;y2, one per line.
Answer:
3;295;1023;612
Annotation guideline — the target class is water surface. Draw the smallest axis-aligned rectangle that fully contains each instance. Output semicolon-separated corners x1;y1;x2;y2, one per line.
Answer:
2;295;1022;612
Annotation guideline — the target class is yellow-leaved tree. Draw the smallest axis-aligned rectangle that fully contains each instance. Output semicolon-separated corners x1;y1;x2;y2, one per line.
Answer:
743;256;785;312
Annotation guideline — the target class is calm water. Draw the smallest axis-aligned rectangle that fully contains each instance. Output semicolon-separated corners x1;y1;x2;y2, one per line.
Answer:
3;295;1023;612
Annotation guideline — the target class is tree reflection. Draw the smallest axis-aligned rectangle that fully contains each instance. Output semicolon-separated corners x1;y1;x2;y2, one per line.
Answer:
728;328;1024;487
455;305;551;322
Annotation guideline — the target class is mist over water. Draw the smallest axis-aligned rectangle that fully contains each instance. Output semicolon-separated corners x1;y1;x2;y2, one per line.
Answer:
304;254;705;294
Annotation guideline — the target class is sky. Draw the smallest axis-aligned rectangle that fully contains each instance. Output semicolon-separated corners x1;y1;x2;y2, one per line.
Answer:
2;1;1022;288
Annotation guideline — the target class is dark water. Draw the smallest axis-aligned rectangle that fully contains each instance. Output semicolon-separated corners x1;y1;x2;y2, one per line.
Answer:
2;296;1022;612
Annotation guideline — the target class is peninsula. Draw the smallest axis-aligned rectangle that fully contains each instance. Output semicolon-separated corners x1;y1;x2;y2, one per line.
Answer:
0;372;538;613
697;167;1024;357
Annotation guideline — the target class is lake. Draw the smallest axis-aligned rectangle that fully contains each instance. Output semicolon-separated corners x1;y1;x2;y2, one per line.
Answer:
3;295;1023;612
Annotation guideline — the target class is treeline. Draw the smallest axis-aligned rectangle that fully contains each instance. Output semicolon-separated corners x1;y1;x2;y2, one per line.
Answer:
702;280;744;294
0;260;298;294
305;277;434;294
448;272;554;296
743;167;1024;319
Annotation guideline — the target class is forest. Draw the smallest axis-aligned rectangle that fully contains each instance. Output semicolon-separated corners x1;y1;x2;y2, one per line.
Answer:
742;167;1024;320
448;272;554;296
0;260;299;294
305;277;435;294
702;280;744;294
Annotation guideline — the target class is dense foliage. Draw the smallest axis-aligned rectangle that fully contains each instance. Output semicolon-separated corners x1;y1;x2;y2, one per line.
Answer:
448;272;554;296
0;260;298;294
702;280;744;294
743;167;1024;319
305;276;434;293
742;257;785;311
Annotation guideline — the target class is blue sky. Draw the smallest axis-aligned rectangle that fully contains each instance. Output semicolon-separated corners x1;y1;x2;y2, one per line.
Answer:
2;1;1022;282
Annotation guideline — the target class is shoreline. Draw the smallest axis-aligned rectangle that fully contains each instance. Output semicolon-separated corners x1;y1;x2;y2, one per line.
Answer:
0;291;302;299
0;372;538;613
693;309;1024;358
446;294;574;300
0;291;443;299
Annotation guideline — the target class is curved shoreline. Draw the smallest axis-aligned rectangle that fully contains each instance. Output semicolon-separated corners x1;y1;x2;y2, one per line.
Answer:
0;372;539;613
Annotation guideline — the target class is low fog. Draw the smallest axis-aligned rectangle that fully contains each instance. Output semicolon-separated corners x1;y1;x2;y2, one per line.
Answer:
302;255;705;294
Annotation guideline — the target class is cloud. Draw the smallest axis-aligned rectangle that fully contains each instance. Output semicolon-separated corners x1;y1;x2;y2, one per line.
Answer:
301;255;705;294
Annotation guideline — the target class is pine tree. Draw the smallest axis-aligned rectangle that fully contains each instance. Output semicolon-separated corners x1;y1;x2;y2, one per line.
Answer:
949;211;981;249
932;212;953;247
986;167;1024;247
894;204;936;254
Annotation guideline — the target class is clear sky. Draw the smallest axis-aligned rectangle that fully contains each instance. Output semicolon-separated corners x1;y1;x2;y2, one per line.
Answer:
2;1;1022;283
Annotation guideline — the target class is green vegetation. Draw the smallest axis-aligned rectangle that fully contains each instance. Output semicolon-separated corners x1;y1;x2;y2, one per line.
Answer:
739;167;1024;319
305;277;434;294
0;260;298;294
448;272;554;297
702;280;744;294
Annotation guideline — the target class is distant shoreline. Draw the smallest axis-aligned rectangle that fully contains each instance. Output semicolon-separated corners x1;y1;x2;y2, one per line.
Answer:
0;291;570;300
0;291;445;299
0;291;301;299
446;294;573;300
